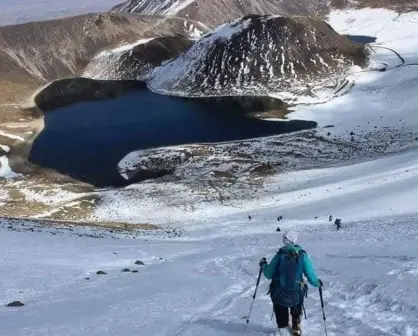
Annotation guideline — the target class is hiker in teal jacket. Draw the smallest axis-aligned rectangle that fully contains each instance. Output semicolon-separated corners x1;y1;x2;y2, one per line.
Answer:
260;230;322;336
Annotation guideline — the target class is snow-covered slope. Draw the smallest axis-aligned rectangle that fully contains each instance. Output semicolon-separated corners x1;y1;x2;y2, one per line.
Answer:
148;15;367;99
289;9;418;132
1;147;418;335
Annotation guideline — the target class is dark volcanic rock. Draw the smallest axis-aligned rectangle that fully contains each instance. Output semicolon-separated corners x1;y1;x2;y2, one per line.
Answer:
134;260;145;265
111;0;329;27
84;36;193;80
96;270;107;275
148;15;367;99
34;78;145;111
6;301;24;307
122;268;131;272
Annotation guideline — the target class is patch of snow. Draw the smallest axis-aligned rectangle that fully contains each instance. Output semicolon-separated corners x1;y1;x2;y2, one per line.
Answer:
19;187;91;206
0;156;20;179
0;145;10;153
127;0;196;16
0;130;24;141
95;38;155;58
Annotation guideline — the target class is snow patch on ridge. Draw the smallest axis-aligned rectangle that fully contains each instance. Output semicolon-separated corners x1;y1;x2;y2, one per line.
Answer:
0;130;24;142
0;156;20;179
0;144;10;153
95;39;155;59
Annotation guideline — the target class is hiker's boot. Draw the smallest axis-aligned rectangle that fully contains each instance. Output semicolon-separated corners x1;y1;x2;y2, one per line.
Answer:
292;323;302;336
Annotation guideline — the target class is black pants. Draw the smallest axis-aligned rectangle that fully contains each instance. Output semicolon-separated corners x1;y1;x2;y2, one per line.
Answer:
273;304;302;329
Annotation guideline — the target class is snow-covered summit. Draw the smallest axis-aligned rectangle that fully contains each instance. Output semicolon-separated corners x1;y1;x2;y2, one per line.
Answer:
148;15;367;99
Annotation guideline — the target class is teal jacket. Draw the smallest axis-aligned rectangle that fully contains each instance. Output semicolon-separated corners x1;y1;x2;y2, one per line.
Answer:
262;244;320;288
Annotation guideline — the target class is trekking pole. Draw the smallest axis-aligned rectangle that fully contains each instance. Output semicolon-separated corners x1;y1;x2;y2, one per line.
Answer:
319;285;328;336
244;261;264;335
302;304;307;320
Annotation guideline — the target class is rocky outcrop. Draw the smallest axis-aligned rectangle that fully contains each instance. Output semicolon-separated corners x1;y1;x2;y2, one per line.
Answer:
111;0;329;28
83;36;193;80
34;78;145;111
148;15;368;100
6;301;24;307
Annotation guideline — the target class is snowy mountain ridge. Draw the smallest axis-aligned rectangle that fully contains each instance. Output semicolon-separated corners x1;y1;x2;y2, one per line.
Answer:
111;0;329;27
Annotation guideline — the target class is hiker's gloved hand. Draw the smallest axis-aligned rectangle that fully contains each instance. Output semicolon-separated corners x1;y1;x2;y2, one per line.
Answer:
318;279;324;287
259;258;267;267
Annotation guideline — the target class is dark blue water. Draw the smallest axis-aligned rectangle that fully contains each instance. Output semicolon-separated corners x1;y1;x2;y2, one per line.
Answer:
30;90;316;187
346;35;377;44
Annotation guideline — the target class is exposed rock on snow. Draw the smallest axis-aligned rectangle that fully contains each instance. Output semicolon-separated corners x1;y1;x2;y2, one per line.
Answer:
111;0;329;27
148;15;367;100
84;36;193;80
96;270;107;275
6;301;24;307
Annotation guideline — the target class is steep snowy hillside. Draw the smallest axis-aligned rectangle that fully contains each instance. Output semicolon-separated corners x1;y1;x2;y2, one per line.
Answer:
111;0;329;27
148;15;367;100
1;148;418;336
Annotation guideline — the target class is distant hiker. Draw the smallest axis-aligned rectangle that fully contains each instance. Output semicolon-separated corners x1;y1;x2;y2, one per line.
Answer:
260;230;322;336
335;218;342;230
277;215;283;221
329;215;333;222
248;215;252;220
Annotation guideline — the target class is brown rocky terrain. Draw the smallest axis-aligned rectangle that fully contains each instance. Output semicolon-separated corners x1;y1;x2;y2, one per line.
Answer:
111;0;329;28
